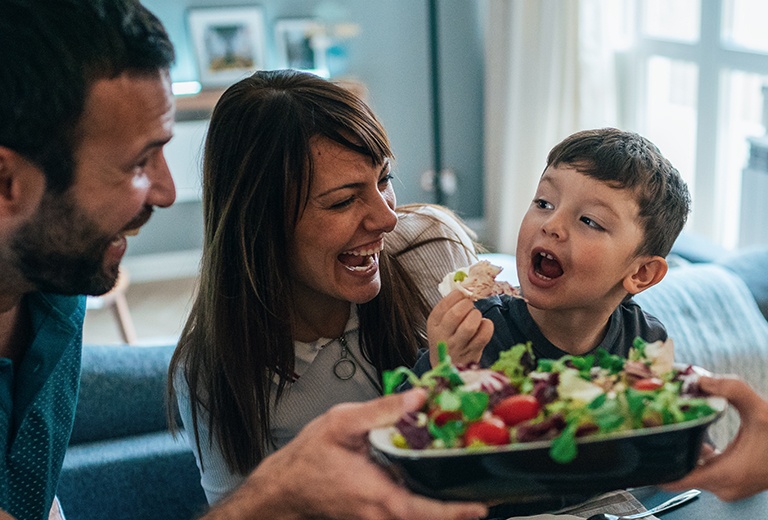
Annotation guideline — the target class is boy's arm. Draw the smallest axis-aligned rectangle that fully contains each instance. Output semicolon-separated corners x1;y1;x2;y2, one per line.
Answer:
426;289;493;367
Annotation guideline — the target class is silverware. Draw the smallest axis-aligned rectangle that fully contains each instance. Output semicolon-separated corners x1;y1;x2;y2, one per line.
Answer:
585;489;701;520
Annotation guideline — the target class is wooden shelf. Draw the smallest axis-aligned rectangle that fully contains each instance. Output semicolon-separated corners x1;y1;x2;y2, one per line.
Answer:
175;88;226;121
173;77;367;122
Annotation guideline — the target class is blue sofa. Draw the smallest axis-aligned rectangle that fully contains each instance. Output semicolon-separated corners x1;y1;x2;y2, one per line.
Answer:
56;345;208;520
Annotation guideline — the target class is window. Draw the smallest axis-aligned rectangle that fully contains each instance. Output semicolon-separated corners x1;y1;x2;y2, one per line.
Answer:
621;0;768;249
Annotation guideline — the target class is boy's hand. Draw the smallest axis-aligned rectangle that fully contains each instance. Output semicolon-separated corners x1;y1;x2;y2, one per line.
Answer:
427;289;493;367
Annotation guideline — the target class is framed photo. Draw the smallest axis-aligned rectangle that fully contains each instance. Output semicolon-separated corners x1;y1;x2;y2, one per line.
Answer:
187;6;267;88
274;18;329;77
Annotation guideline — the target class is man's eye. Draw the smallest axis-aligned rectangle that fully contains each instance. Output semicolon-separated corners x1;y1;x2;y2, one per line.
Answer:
379;173;394;186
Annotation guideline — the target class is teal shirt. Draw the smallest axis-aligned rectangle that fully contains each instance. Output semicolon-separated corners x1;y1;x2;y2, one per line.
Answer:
0;293;84;520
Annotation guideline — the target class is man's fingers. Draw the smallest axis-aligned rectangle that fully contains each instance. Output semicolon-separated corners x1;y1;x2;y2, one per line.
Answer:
323;389;428;438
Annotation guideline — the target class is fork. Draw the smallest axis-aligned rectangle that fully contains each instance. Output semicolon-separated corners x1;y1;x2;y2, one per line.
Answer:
585;489;701;520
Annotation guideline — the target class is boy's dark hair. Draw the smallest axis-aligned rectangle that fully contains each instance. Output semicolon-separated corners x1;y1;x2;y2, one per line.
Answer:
0;0;175;193
546;127;691;257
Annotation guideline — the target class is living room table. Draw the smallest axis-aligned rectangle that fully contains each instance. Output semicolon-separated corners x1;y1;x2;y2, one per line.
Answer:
631;486;768;519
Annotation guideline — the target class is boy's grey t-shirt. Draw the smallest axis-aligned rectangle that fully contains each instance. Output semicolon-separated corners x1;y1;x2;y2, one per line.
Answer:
476;294;667;366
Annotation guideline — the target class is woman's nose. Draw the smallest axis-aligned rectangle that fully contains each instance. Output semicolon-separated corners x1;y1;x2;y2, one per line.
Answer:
366;191;398;233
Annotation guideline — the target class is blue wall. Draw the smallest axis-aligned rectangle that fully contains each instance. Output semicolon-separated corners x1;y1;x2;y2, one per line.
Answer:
130;0;485;257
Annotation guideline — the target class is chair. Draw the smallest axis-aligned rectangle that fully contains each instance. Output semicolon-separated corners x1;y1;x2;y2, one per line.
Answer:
85;267;137;344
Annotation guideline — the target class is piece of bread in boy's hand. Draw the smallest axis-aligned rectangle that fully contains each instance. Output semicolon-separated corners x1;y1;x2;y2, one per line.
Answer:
438;260;523;301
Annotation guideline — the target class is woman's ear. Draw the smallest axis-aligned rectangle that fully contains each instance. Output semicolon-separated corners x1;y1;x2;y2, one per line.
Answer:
623;255;668;295
0;147;46;219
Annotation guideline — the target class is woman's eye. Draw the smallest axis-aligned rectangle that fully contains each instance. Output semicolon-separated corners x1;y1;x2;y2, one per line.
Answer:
580;216;605;230
330;197;355;210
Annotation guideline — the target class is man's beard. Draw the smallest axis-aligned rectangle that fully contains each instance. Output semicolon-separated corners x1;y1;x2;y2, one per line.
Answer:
12;191;118;296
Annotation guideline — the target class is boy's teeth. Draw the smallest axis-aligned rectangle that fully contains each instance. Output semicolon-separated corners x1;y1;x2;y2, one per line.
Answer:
539;252;554;260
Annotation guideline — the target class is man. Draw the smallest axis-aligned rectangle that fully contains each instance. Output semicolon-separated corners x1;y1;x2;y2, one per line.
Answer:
0;1;487;519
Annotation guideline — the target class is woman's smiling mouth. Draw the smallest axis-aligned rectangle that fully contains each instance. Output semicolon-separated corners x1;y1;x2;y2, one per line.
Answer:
338;241;384;272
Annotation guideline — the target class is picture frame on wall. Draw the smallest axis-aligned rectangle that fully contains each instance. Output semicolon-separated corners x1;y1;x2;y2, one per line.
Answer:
274;18;329;78
187;6;266;88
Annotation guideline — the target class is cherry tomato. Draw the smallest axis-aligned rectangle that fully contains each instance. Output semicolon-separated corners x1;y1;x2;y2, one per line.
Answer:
632;377;664;391
429;409;462;427
463;417;509;446
492;394;541;426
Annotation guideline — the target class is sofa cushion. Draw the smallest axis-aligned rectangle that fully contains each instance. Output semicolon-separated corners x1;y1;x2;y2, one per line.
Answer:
58;430;207;520
634;263;768;447
71;344;176;444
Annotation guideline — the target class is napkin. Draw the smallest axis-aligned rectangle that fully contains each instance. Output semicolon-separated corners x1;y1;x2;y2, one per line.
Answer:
506;490;659;519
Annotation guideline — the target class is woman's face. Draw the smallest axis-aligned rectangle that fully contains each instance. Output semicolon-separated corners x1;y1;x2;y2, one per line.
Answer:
290;136;397;310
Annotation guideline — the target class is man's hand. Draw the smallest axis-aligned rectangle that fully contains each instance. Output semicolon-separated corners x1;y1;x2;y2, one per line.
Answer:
427;289;493;367
205;389;488;520
664;375;768;501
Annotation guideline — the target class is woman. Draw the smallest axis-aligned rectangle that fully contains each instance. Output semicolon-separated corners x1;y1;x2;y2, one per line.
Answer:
168;70;479;503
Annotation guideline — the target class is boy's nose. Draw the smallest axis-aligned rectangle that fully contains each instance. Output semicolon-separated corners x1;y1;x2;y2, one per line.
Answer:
541;214;566;240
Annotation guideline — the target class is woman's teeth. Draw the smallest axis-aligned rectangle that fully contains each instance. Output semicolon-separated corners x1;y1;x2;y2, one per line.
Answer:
343;255;375;272
339;243;383;272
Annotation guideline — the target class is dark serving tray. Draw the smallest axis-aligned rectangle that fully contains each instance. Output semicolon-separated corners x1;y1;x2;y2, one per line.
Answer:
369;397;725;511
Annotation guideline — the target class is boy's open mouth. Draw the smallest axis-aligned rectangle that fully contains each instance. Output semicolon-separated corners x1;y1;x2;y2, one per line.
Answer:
533;251;564;280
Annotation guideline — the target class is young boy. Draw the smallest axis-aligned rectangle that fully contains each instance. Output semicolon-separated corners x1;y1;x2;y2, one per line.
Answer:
425;127;690;368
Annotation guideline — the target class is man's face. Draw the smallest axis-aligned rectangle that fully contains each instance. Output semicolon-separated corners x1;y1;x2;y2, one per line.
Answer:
515;164;646;315
13;72;176;295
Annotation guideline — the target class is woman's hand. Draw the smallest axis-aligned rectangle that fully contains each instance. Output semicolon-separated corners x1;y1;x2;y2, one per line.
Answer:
426;289;493;367
205;389;488;520
663;375;768;501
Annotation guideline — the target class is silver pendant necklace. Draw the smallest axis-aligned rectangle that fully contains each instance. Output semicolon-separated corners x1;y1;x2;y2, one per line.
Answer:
333;333;357;380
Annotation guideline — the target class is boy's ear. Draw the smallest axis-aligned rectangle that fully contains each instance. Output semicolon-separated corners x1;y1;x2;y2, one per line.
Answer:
623;255;668;295
0;146;46;219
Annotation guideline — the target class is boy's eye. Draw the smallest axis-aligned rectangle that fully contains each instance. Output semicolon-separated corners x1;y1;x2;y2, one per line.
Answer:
534;198;553;210
580;216;605;231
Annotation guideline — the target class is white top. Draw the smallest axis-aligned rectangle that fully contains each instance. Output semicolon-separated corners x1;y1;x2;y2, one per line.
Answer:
175;204;478;504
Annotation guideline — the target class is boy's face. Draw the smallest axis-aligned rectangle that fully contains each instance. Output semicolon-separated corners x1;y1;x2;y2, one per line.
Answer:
516;164;647;314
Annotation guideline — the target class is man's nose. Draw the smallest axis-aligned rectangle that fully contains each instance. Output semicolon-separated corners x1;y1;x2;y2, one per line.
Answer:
147;153;176;208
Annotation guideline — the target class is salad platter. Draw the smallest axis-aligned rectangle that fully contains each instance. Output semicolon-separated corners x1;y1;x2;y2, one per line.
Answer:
369;339;725;506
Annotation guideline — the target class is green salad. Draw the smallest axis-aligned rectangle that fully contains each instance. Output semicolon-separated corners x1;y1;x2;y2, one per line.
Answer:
384;338;716;463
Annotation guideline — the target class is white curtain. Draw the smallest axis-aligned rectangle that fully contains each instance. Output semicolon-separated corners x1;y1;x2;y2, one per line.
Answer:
484;0;621;253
